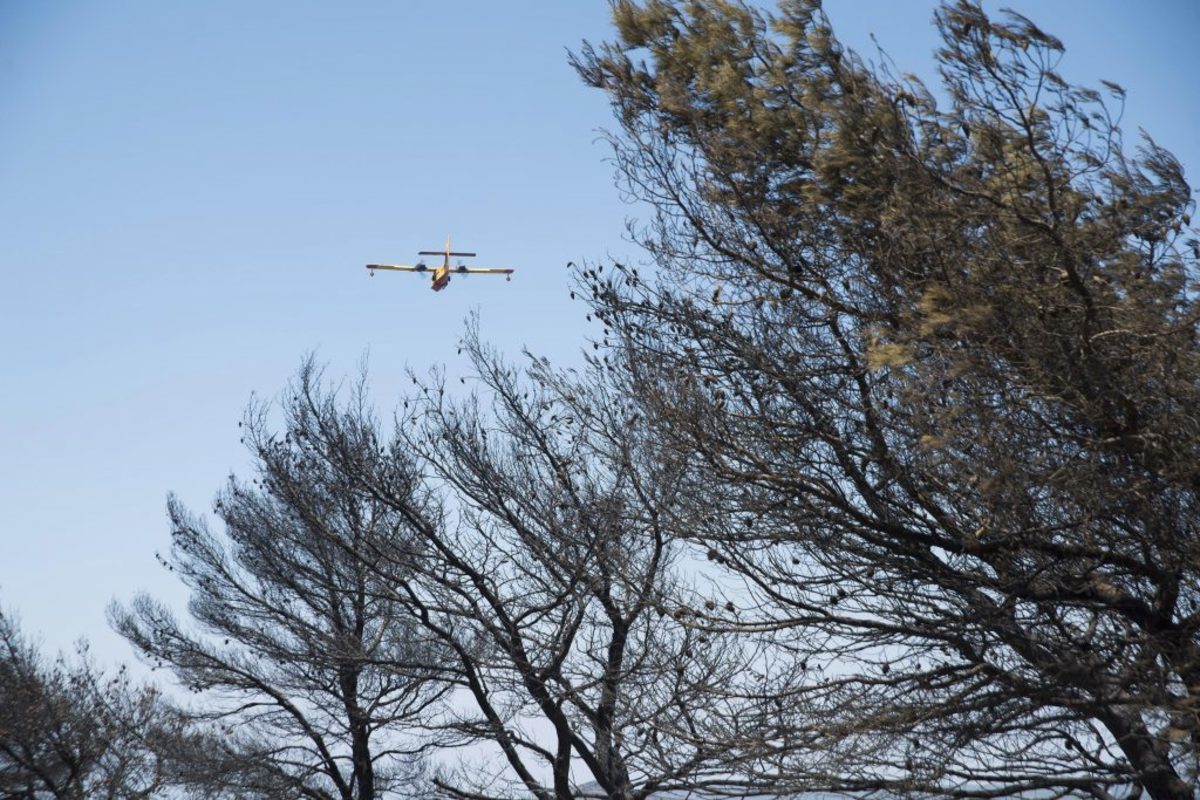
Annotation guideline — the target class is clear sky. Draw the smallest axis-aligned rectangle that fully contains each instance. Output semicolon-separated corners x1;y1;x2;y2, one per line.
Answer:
1;1;1196;668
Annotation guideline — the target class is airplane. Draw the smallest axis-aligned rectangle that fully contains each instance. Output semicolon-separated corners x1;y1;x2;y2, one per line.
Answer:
366;237;514;292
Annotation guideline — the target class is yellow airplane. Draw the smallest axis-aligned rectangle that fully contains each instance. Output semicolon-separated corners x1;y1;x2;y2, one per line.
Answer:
366;237;514;292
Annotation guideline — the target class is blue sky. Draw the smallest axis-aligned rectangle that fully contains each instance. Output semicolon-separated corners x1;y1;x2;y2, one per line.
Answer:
1;1;1196;666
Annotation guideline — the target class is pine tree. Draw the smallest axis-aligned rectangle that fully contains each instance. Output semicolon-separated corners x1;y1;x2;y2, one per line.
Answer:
574;1;1199;796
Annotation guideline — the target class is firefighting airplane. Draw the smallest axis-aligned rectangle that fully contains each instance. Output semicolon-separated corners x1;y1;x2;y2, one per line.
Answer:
366;237;514;292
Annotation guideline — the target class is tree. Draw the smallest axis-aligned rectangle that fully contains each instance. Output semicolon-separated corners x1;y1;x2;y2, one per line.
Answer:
284;337;783;800
573;0;1200;797
110;372;448;800
0;607;178;799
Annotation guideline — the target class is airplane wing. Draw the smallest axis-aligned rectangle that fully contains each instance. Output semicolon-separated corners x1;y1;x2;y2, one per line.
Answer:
366;263;428;272
454;266;514;275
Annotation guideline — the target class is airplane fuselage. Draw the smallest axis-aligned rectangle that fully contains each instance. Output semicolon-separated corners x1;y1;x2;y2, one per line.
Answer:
431;265;451;291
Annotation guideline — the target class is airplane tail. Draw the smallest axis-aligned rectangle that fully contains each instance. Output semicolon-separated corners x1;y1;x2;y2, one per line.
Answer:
421;236;475;257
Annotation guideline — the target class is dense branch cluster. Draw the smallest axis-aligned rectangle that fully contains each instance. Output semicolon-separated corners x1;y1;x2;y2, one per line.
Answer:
0;610;179;799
